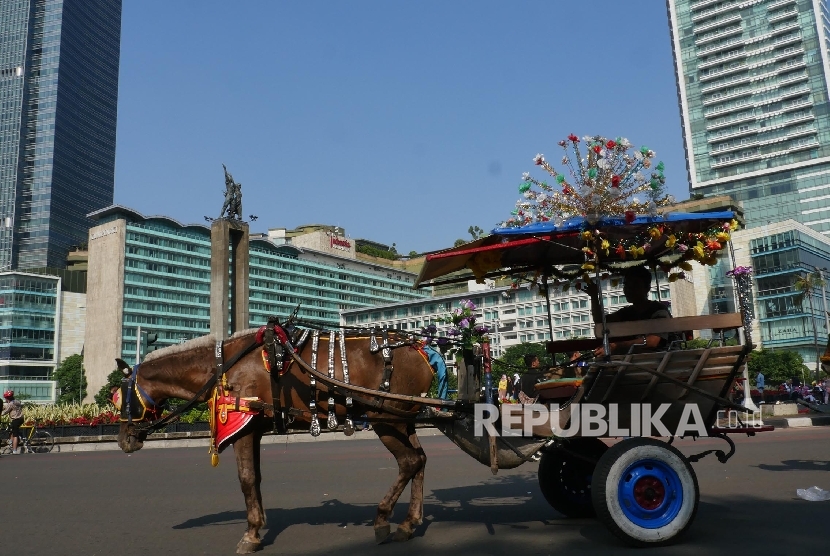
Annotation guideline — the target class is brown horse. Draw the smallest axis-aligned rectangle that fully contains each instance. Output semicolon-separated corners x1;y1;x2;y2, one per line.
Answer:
117;327;436;554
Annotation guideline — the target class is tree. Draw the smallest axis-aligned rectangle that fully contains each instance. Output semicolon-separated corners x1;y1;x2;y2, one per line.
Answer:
496;342;555;374
453;239;466;247
794;269;825;381
747;348;808;386
689;193;705;201
53;354;87;404
468;225;487;240
95;368;125;406
408;250;419;258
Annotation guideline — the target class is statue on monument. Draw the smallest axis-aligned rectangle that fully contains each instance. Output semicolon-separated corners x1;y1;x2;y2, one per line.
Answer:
220;164;243;220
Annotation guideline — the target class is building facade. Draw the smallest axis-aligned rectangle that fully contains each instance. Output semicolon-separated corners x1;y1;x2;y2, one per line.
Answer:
83;206;427;400
341;275;690;363
667;0;830;233
0;271;59;402
0;0;121;270
733;220;830;365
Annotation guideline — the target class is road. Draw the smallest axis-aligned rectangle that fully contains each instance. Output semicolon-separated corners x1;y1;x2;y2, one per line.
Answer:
1;427;827;555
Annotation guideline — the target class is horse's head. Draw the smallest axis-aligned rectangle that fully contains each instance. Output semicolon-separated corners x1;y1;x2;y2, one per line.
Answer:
112;359;157;454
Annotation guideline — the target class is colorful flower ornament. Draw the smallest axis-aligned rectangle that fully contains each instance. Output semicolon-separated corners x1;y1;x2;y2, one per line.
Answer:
504;134;672;229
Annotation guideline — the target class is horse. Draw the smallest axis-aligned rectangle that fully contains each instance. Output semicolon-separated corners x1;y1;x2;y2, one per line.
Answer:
116;325;437;554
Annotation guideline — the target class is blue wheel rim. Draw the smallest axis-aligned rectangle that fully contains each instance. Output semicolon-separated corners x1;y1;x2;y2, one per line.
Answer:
617;458;683;529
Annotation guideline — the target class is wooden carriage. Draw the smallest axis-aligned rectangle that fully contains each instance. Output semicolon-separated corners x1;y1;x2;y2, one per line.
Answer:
414;210;772;547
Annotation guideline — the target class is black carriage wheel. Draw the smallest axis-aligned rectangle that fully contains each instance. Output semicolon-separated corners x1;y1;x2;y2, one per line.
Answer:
538;438;608;518
592;437;699;547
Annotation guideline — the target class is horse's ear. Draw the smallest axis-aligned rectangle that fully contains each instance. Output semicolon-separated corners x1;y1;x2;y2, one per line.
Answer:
115;358;131;377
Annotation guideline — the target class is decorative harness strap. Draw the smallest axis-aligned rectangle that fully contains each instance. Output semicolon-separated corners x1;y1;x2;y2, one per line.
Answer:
339;328;354;436
326;331;338;430
308;330;321;437
370;328;395;392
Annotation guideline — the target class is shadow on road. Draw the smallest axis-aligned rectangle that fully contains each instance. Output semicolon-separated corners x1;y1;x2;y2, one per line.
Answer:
756;459;830;472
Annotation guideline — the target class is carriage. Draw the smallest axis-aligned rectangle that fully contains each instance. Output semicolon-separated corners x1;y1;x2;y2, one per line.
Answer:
411;208;773;547
115;135;772;552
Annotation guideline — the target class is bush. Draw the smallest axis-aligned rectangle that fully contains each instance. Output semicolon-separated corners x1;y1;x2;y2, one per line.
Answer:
747;348;808;386
95;368;125;405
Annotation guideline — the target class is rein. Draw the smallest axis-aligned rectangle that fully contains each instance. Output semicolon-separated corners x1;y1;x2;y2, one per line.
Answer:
128;337;262;435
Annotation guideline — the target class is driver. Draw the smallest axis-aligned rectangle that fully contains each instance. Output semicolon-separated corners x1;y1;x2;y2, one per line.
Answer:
583;266;672;356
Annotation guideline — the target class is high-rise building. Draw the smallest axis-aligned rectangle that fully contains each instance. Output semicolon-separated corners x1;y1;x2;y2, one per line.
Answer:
666;0;830;232
0;0;121;270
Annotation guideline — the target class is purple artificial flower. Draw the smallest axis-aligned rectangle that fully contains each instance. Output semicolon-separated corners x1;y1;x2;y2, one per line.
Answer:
459;318;470;329
436;337;449;345
447;328;460;336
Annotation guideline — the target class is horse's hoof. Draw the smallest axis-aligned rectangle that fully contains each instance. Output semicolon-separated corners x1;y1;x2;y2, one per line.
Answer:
374;524;391;544
392;527;414;542
236;541;261;554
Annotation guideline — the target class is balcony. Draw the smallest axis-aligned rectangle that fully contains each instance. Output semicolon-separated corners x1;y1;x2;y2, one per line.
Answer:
774;46;804;60
711;151;763;168
703;87;752;106
704;99;753;118
710;138;759;156
700;73;751;93
698;49;746;70
769;9;798;24
696;25;743;46
778;71;808;86
786;125;817;139
770;22;800;37
698;35;745;56
767;0;796;10
777;59;806;73
708;126;757;143
700;63;748;82
692;2;738;23
783;113;816;127
706;112;756;131
695;14;742;35
691;0;724;10
789;139;819;153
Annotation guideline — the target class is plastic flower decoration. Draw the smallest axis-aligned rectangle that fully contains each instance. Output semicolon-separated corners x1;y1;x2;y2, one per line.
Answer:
436;299;489;356
502;134;673;228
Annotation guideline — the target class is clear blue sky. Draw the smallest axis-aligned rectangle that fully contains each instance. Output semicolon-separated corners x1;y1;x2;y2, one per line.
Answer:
115;1;687;254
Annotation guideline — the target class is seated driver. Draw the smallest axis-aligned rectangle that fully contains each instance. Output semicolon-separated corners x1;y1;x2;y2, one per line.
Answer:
583;266;672;356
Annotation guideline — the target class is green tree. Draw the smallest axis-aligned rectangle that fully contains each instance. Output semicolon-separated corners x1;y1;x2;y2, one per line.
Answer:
53;354;87;404
794;269;825;381
747;348;808;386
95;368;125;405
453;238;466;247
496;342;555;374
468;225;487;240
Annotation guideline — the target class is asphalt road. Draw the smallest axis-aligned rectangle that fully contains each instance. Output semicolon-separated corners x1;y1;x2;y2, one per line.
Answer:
1;427;828;556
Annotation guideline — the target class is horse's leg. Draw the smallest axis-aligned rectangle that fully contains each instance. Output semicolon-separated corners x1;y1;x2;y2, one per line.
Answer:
407;424;427;528
372;422;425;543
234;431;265;554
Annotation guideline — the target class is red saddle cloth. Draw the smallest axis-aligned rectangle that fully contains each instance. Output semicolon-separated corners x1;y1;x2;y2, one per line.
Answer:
208;393;261;453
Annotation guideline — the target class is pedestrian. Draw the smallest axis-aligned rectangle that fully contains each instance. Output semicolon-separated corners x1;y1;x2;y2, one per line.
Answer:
519;354;543;403
824;378;830;405
421;335;448;400
511;373;521;401
756;371;765;403
498;374;508;402
2;390;23;455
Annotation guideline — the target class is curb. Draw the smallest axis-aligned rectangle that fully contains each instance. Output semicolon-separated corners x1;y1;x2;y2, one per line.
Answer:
764;415;830;429
43;427;445;453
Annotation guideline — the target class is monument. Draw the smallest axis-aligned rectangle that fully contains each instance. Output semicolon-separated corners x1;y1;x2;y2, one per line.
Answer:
210;165;250;339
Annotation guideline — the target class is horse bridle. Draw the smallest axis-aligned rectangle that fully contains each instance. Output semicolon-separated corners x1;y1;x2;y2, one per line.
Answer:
121;337;263;435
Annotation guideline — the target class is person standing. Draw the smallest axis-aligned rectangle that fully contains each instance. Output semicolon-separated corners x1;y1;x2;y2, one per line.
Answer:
422;337;449;400
497;374;508;402
2;390;23;454
756;371;765;404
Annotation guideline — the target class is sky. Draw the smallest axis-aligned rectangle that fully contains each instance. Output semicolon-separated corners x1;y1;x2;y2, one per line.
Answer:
114;1;687;255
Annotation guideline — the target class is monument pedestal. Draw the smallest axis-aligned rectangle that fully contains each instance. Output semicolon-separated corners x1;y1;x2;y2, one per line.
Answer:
210;219;249;339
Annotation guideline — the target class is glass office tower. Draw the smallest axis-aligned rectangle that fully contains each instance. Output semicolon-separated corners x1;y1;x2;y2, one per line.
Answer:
667;0;830;232
0;0;121;270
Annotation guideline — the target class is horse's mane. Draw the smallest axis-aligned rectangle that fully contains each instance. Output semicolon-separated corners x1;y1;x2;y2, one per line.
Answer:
143;328;259;362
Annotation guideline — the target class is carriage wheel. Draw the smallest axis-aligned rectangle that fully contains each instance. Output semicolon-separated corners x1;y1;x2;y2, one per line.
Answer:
592;438;698;547
538;438;607;518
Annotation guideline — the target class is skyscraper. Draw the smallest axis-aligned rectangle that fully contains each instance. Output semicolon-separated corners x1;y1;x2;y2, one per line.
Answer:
666;0;830;231
0;0;121;270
